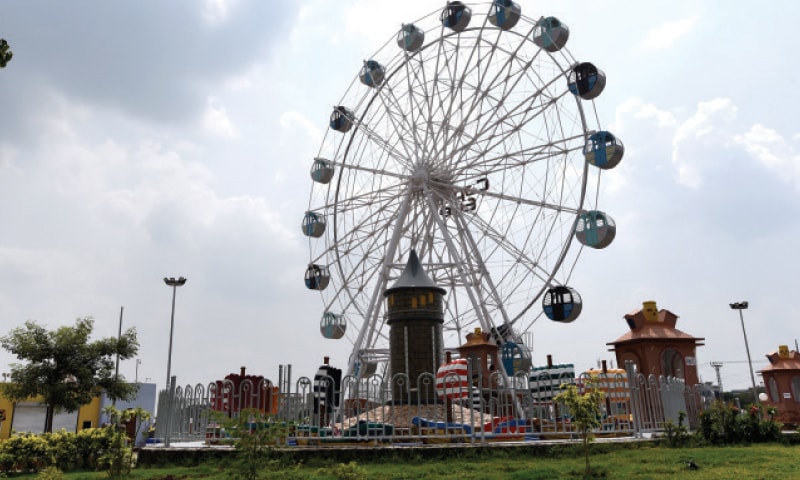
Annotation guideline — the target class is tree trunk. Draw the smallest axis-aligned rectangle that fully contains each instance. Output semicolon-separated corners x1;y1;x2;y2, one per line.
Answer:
45;405;54;433
583;431;591;477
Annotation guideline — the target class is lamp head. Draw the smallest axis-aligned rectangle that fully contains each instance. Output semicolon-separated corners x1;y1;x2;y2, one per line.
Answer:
164;276;187;287
729;301;749;310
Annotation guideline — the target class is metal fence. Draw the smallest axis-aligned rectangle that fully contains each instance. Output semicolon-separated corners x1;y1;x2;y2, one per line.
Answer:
153;362;704;446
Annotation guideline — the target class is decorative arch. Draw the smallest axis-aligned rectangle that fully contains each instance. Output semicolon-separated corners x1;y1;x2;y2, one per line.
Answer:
661;348;685;379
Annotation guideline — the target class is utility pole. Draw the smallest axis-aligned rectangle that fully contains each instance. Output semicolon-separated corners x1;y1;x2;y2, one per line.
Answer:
113;306;124;406
710;361;723;399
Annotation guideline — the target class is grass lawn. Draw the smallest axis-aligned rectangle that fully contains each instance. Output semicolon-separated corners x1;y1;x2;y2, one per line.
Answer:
11;442;800;479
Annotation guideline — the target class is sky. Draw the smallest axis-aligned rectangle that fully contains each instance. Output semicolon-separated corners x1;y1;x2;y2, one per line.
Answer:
1;1;798;396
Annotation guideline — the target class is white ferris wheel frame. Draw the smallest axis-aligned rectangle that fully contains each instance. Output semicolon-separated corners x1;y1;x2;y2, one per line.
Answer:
306;3;606;378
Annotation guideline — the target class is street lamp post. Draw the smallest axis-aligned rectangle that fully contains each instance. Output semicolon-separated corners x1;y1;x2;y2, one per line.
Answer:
164;277;187;390
164;276;186;448
730;301;759;403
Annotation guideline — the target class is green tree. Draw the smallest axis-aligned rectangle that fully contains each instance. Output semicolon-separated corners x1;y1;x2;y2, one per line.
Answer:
555;382;604;478
0;39;12;68
0;317;139;433
101;405;152;478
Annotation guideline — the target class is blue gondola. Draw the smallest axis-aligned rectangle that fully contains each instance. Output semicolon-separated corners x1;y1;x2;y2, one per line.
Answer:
310;157;334;184
305;264;330;290
359;60;385;88
584;131;624;169
501;341;532;375
567;62;606;100
320;311;347;339
542;286;582;323
441;1;471;32
533;16;569;52
397;23;425;52
575;210;616;249
330;106;353;133
302;211;325;238
488;0;520;31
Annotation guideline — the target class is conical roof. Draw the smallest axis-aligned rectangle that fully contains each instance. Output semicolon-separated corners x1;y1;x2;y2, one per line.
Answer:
384;249;446;295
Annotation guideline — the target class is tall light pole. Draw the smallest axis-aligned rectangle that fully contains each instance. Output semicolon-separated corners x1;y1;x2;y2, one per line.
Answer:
730;301;759;403
164;277;187;390
164;276;186;448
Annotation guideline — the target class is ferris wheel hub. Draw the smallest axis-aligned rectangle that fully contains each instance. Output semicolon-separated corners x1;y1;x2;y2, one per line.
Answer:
410;165;430;191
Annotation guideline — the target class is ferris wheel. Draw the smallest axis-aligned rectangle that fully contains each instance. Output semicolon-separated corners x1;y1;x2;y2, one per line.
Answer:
303;1;623;378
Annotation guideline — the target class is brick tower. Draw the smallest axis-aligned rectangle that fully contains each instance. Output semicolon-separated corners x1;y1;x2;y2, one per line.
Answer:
384;250;446;404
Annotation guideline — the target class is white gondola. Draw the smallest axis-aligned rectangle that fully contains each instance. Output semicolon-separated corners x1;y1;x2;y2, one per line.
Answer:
354;359;377;378
584;131;624;169
397;23;424;52
359;60;385;88
575;210;616;249
488;0;520;31
533;16;569;52
567;62;606;100
320;311;347;339
330;106;353;133
302;211;325;238
310;157;334;184
441;1;471;32
542;285;582;323
305;264;330;290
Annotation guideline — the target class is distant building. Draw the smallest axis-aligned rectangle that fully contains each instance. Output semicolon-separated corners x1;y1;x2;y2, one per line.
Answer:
0;383;156;441
210;366;277;416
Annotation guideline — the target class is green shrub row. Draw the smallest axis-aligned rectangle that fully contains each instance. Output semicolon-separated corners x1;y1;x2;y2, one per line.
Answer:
697;402;783;445
0;427;125;474
663;402;785;448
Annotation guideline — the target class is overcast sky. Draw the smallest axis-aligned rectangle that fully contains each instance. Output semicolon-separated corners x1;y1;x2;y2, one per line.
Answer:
1;1;798;395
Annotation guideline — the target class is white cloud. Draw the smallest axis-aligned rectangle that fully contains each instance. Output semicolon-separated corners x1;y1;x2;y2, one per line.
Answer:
637;16;698;52
202;97;241;139
735;124;800;190
612;97;677;134
0;145;21;175
203;0;235;25
671;98;737;188
279;111;324;153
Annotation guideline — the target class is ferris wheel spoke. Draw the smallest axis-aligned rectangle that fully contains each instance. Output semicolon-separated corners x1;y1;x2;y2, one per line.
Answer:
351;119;412;168
448;29;540;157
465;207;559;284
451;126;583;182
447;75;573;172
374;84;422;164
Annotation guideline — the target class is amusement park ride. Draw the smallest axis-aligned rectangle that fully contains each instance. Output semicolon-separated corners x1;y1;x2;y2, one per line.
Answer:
303;1;623;394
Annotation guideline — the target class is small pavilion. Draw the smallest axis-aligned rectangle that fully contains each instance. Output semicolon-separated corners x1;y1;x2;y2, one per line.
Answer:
607;301;705;384
758;345;800;427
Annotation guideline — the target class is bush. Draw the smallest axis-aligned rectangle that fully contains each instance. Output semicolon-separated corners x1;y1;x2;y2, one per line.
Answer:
36;466;65;480
662;411;691;447
697;401;783;445
327;461;367;480
0;427;120;475
216;408;297;480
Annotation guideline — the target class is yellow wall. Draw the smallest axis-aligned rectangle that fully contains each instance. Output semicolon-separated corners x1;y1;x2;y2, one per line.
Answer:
0;396;14;440
0;390;103;440
76;396;102;431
